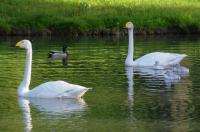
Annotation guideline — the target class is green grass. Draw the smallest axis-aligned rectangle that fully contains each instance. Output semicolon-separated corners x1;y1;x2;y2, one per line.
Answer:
0;0;200;35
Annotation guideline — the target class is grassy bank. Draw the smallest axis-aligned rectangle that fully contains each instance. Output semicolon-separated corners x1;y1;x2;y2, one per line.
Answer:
1;0;200;36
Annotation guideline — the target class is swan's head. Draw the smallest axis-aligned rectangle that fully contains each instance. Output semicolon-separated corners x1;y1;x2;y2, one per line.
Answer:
125;22;134;29
16;40;32;49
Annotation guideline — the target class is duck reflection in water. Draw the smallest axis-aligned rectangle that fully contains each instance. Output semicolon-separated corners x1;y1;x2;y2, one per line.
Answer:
48;44;68;66
18;97;87;131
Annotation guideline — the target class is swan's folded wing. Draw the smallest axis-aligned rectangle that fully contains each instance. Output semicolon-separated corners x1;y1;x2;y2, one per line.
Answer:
166;53;187;65
27;81;88;98
134;52;187;67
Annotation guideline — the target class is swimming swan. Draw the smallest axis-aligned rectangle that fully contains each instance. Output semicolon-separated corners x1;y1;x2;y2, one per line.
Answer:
16;40;90;98
125;22;187;69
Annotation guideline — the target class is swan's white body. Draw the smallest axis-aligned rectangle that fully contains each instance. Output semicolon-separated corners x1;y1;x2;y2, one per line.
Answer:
125;22;187;69
16;40;89;98
25;81;89;98
130;52;187;68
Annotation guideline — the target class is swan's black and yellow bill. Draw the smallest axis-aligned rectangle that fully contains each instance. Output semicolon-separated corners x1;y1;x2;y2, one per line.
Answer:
16;41;22;47
123;22;130;29
125;22;129;28
122;23;127;29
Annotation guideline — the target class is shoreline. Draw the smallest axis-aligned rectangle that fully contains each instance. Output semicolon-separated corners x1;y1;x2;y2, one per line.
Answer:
1;28;199;36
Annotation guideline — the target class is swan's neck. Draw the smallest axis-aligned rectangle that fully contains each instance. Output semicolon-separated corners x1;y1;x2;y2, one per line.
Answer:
125;28;135;66
18;48;32;96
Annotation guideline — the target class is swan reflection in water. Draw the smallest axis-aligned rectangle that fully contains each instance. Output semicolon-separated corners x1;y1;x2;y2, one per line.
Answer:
125;66;135;120
125;65;189;120
18;97;87;132
125;65;189;101
18;98;32;132
133;65;189;89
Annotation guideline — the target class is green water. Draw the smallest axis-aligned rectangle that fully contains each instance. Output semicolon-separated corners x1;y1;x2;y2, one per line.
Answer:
0;35;199;131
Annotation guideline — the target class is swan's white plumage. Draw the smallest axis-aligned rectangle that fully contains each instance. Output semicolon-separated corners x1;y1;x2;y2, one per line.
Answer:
133;52;187;67
125;22;187;68
26;81;89;98
16;40;89;98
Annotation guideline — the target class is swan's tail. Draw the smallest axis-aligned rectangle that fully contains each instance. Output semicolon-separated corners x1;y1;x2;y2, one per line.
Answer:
62;86;91;99
169;54;187;66
180;54;187;59
77;88;90;98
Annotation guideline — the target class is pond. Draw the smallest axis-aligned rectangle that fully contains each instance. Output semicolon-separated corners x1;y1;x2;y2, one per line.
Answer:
0;35;199;131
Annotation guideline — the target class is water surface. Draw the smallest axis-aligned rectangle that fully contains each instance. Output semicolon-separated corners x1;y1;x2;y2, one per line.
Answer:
0;35;199;131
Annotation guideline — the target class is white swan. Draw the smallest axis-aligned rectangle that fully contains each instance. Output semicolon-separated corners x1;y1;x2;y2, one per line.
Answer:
125;22;187;69
16;40;90;98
